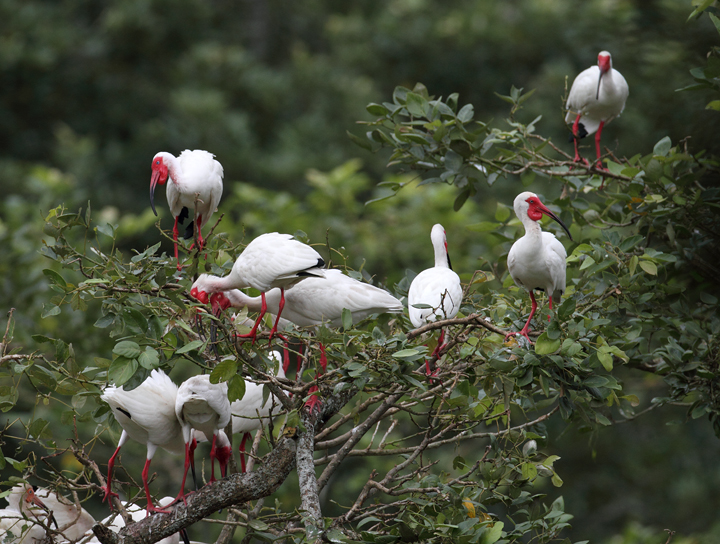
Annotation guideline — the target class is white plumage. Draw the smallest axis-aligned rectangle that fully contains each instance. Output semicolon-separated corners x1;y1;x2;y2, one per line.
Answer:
408;224;463;328
190;232;326;341
217;269;403;329
30;488;94;542
175;375;231;497
84;497;180;544
407;224;463;376
149;149;224;269
566;51;629;166
506;192;572;342
100;369;186;513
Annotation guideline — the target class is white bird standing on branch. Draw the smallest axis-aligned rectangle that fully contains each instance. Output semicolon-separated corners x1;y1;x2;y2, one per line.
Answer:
566;51;629;168
190;232;326;343
0;485;55;544
505;192;573;343
207;269;403;411
175;375;231;501
100;369;188;514
149;150;224;270
408;224;463;376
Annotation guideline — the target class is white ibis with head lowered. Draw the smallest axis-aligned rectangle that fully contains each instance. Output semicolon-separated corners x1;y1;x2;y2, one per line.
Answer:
175;375;231;501
100;369;188;514
208;269;403;411
506;192;572;343
190;232;326;343
408;224;463;376
566;51;628;168
150;150;224;270
30;487;94;541
84;497;182;544
193;351;289;473
0;485;55;544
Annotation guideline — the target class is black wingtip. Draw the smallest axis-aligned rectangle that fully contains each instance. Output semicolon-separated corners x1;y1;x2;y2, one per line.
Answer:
178;206;189;225
568;122;588;142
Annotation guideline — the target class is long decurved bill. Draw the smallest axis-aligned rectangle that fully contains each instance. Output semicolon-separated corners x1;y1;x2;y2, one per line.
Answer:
150;170;162;216
596;69;604;100
537;202;573;241
25;488;58;528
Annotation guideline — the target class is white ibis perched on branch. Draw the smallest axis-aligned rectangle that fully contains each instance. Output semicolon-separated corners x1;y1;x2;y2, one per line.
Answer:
505;192;573;343
0;485;55;543
207;270;403;411
566;51;629;167
100;369;188;514
175;375;231;501
408;224;463;376
149;150;224;270
190;232;326;343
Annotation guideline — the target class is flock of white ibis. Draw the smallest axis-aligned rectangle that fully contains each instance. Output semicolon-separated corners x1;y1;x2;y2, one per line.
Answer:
2;51;624;542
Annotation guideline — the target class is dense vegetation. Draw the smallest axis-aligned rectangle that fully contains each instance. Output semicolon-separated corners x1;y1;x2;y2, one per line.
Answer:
1;1;720;544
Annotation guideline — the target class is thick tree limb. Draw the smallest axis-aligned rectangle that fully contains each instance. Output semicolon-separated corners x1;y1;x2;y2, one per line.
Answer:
296;412;322;541
92;437;297;544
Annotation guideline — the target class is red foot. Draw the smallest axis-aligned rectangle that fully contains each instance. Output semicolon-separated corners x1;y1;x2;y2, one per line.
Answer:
101;486;119;509
146;503;173;516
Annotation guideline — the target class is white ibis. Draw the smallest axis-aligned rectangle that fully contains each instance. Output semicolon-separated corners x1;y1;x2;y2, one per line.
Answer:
175;375;231;501
30;487;94;541
150;150;224;270
209;270;403;411
506;192;573;343
190;232;326;342
408;224;463;376
566;51;629;167
0;485;54;544
231;351;288;472
100;369;187;514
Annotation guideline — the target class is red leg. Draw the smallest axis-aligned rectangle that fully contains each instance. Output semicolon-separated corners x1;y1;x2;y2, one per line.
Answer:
268;288;286;342
209;434;218;483
175;441;194;504
235;292;267;344
506;291;538;343
239;432;250;473
196;215;205;251
595;120;605;168
141;457;172;515
548;296;553;322
305;344;326;413
102;445;122;507
173;216;182;271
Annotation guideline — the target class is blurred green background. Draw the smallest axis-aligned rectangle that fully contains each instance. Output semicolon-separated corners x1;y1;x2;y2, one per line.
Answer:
2;1;720;543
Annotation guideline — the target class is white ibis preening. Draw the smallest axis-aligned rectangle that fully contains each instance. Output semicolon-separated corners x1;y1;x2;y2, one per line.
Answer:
190;232;326;342
100;369;187;514
566;51;629;167
408;224;463;376
149;150;224;270
175;375;231;501
30;487;94;541
506;192;573;343
0;485;55;544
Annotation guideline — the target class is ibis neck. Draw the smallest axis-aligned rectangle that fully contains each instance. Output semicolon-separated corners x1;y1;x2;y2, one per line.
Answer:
433;240;450;268
226;289;263;312
164;153;183;185
520;216;544;242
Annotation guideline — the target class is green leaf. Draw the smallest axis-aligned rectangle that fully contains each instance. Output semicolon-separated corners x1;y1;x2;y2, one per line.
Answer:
521;462;538;481
113;340;142;359
227;375;246;403
176;339;205;354
405;92;427;117
653;136;672;157
137;348;160;370
467;221;501;232
495;203;511;222
597;350;613;372
629;255;638;275
457;103;474;123
210;358;238;384
535;333;561;355
108;356;138;386
454;188;470;212
43;269;67;289
41;304;61;318
619;234;644;253
639;261;657;276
